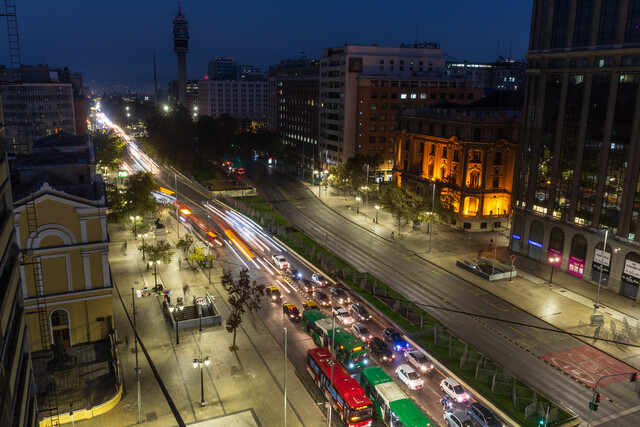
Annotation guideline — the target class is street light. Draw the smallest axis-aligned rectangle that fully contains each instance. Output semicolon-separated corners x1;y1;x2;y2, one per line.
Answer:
169;304;183;345
375;205;380;224
355;196;361;214
130;215;140;237
149;260;161;289
137;233;148;260
193;356;210;407
548;256;560;287
196;297;205;332
361;186;369;219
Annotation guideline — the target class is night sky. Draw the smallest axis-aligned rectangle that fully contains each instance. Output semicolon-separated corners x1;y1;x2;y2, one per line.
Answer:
4;0;533;92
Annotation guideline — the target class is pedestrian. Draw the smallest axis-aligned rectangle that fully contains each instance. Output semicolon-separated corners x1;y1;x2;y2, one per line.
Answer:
441;395;449;409
124;240;127;250
391;231;395;238
489;238;493;249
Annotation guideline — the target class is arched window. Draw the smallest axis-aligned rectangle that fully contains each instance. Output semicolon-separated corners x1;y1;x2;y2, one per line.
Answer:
570;234;589;260
464;197;479;215
549;227;565;251
469;170;480;188
50;309;71;347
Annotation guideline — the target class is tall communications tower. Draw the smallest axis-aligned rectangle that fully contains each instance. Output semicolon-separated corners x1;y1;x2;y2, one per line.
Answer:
172;1;189;104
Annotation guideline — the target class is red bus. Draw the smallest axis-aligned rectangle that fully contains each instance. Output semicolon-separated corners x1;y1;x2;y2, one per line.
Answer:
172;200;222;247
306;348;373;427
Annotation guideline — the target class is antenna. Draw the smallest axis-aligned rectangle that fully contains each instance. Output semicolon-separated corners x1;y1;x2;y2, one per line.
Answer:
153;49;158;105
0;0;21;68
508;36;513;62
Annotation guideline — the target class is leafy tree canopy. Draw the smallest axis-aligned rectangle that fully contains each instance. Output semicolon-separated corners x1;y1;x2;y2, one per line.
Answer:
93;132;124;170
380;183;426;234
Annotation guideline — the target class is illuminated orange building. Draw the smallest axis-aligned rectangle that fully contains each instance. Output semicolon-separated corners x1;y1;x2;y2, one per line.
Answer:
393;91;522;230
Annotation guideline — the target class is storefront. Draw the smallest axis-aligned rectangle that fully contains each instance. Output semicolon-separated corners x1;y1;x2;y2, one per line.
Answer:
620;253;640;300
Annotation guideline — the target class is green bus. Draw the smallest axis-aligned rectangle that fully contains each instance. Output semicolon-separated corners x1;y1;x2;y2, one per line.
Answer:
359;366;433;427
301;309;369;370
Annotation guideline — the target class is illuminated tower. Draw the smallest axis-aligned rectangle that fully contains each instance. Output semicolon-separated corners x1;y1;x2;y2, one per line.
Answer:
172;1;189;103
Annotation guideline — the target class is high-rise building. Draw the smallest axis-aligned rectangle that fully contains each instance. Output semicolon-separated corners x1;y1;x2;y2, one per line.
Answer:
172;1;189;104
208;58;238;81
267;56;319;179
318;43;484;180
0;147;38;426
446;59;526;91
0;65;79;154
197;79;268;123
513;0;640;300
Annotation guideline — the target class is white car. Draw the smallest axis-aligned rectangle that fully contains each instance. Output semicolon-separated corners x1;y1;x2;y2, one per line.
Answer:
440;377;470;402
404;350;434;373
332;307;354;325
271;254;289;270
351;322;372;342
444;409;474;427
395;364;423;390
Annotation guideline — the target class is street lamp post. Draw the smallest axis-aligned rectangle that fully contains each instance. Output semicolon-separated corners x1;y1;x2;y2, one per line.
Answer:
548;256;560;287
355;196;361;214
170;304;183;344
375;205;380;224
510;255;516;282
138;233;148;261
196;297;205;332
130;215;140;237
361;186;369;220
593;229;609;315
149;260;161;289
193;356;210;407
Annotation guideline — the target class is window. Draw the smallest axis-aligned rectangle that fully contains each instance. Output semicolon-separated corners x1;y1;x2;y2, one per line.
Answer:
379;136;386;143
493;176;500;189
469;171;480;188
369;137;376;143
410;93;417;99
400;93;407;99
370;115;377;121
370;103;377;110
51;310;69;327
494;152;503;165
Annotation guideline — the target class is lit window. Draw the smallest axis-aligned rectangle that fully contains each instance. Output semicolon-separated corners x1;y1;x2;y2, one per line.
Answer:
400;93;407;99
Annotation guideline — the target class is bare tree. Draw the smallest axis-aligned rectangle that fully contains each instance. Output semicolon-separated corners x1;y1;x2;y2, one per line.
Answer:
221;268;265;350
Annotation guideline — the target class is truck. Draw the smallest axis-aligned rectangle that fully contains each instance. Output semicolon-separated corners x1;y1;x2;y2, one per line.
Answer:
272;254;290;270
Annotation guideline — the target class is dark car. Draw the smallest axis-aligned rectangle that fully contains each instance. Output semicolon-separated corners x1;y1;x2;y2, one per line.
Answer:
382;327;409;352
368;337;395;363
282;303;301;322
329;287;350;305
313;290;331;307
349;303;371;321
299;279;315;292
466;402;501;427
289;269;303;281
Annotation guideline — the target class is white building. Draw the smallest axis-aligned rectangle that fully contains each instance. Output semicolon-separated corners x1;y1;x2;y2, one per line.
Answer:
197;79;268;122
319;43;446;168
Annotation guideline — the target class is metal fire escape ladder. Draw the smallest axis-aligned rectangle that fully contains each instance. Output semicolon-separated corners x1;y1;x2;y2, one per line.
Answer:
3;0;21;68
23;191;60;426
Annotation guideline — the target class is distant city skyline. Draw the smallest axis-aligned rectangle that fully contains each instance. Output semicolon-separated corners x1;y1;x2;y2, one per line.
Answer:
1;0;533;92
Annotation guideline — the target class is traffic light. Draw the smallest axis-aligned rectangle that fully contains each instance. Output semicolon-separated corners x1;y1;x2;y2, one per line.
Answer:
631;372;638;382
589;392;601;411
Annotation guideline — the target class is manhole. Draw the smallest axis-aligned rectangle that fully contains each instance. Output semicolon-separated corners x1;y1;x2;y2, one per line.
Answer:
147;411;157;422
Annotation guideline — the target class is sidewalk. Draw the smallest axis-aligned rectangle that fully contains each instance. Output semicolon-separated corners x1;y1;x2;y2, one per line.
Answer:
73;217;324;426
307;183;640;370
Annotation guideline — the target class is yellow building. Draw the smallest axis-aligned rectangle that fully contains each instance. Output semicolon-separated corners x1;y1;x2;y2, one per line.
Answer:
12;132;112;352
394;91;521;230
1;148;38;426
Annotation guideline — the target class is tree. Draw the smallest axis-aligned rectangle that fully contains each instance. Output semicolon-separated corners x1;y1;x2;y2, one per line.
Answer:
221;268;265;350
175;234;193;258
187;246;215;267
380;183;425;235
124;171;158;216
93;132;124;170
147;240;175;264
